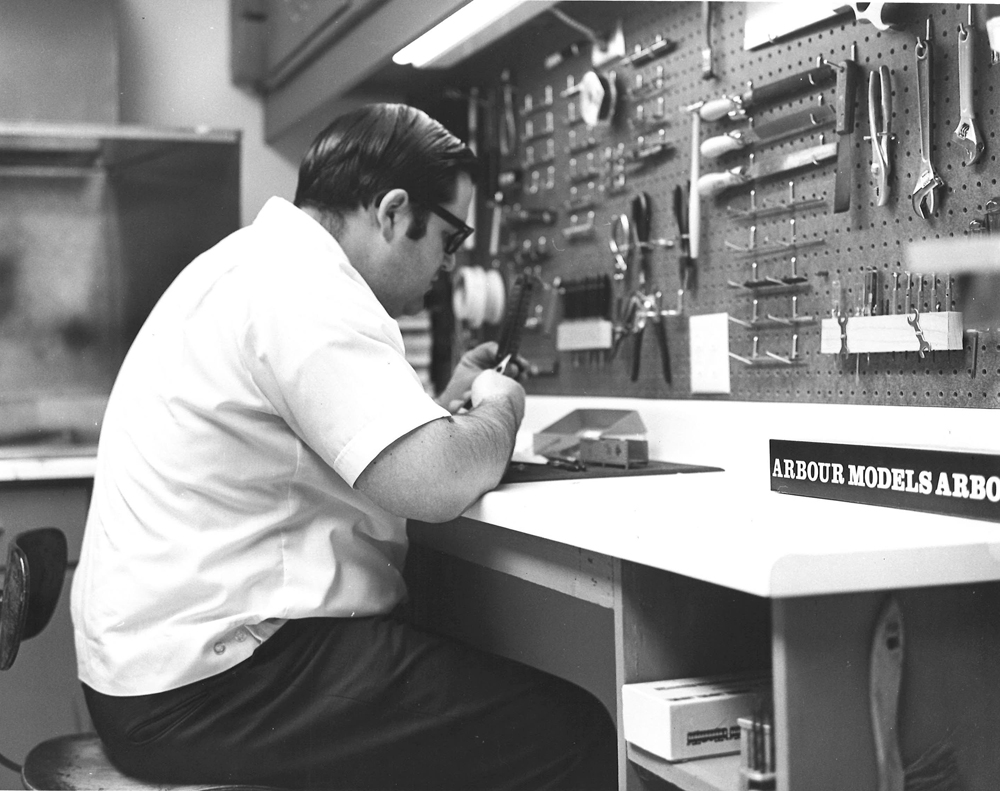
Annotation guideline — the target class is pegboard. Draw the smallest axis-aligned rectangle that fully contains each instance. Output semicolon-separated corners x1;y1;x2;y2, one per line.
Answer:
447;1;1000;408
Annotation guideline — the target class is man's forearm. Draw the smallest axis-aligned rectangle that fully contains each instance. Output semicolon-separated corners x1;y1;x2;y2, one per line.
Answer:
354;394;522;522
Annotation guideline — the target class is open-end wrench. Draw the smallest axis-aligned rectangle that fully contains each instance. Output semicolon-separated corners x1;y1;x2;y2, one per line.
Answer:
955;13;985;165
907;307;931;358
911;22;944;219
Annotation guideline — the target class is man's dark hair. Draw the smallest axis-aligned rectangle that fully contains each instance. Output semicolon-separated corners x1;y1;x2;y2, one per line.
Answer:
294;103;480;240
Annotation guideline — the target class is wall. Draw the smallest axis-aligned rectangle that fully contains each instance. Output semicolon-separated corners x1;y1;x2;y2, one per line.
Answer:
115;0;299;226
0;0;118;123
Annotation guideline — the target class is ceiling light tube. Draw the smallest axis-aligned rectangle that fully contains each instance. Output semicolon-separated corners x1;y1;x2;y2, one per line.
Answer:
393;0;556;68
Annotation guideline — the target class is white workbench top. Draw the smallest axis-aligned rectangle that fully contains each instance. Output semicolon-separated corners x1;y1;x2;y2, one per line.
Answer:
464;396;1000;599
5;395;1000;599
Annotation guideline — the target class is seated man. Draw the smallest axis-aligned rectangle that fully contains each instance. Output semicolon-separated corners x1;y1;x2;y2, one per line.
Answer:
71;103;616;790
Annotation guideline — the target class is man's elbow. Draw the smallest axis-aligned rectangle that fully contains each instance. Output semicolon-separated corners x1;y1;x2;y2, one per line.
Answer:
394;480;492;523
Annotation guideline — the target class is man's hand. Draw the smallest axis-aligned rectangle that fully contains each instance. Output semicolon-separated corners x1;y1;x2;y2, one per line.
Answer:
469;368;525;424
358;348;526;523
436;342;499;413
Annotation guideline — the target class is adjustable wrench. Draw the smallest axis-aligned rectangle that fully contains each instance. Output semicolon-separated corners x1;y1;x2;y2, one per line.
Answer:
954;13;985;165
911;22;944;219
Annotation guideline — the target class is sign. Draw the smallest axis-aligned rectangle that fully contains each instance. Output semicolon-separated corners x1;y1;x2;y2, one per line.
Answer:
770;440;1000;523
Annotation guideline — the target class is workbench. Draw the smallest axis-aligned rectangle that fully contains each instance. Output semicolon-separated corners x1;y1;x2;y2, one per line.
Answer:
3;396;999;790
408;395;1000;791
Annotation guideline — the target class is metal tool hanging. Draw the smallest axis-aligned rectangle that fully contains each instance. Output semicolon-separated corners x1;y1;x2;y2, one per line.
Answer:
911;19;944;219
954;6;985;165
867;65;892;207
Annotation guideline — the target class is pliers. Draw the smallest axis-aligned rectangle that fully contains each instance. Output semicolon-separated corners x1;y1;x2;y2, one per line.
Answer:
629;193;671;385
868;65;892;207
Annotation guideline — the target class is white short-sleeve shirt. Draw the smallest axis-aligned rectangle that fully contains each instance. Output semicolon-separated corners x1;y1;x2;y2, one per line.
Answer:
70;197;450;696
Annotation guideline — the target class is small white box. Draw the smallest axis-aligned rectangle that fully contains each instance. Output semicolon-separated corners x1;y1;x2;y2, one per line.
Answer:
622;671;771;762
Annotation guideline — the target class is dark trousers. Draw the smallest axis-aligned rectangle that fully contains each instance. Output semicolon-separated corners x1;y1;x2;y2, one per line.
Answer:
83;615;618;790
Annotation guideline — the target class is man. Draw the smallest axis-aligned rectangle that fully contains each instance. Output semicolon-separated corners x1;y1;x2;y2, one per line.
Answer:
71;103;616;790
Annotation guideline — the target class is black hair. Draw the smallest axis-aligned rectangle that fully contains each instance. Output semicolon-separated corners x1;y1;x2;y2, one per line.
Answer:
294;103;480;241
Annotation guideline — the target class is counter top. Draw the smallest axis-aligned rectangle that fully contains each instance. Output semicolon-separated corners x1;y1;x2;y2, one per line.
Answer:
461;396;1000;599
0;449;97;482
6;395;1000;598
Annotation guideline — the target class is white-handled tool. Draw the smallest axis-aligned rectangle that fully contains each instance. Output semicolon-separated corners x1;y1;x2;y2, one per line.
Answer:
700;103;835;160
698;140;838;198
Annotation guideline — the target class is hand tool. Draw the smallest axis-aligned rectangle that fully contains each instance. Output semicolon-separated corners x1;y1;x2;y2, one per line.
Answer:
911;20;944;219
986;197;1000;235
499;69;516;158
460;274;534;410
629;193;671;384
698;140;838;197
699;61;836;121
837;299;849;359
701;1;715;79
609;212;633;288
629;293;671;384
954;7;985;166
608;213;634;353
700;102;836;160
968;329;980;379
687;104;702;299
829;45;861;214
673;184;693;295
632;192;654;293
867;65;892;207
907;308;931;358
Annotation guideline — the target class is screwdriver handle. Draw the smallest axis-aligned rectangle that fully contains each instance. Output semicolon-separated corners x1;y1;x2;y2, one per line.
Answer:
699;95;739;121
697;168;749;198
700;133;747;160
653;317;671;385
631;326;644;382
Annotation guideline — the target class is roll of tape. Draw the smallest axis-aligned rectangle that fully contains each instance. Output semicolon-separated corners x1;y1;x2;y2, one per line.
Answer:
453;267;487;328
452;267;470;321
484;269;506;325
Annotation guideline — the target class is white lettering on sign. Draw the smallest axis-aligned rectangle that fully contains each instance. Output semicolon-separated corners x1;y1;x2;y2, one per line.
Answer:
773;459;996;500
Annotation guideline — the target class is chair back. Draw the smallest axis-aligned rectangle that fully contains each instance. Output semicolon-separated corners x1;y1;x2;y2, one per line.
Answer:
0;528;68;670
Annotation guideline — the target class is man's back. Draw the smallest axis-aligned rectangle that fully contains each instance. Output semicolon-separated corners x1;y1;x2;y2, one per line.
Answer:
71;197;447;696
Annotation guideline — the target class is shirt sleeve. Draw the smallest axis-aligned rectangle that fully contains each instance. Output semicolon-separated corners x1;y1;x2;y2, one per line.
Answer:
243;257;449;487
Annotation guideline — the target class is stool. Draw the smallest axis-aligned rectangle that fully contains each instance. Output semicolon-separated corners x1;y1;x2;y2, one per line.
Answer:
22;733;278;790
1;529;284;791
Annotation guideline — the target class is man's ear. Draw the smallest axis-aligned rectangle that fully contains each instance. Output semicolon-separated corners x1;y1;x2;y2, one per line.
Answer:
375;189;411;242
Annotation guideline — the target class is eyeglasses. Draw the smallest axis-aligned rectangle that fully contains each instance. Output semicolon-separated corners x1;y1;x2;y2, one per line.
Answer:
427;203;474;255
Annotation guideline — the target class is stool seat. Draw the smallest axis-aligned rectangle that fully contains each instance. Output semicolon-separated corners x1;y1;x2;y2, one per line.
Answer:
22;733;282;791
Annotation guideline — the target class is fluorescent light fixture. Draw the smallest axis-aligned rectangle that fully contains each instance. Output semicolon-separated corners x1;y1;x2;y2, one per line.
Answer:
393;0;558;68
